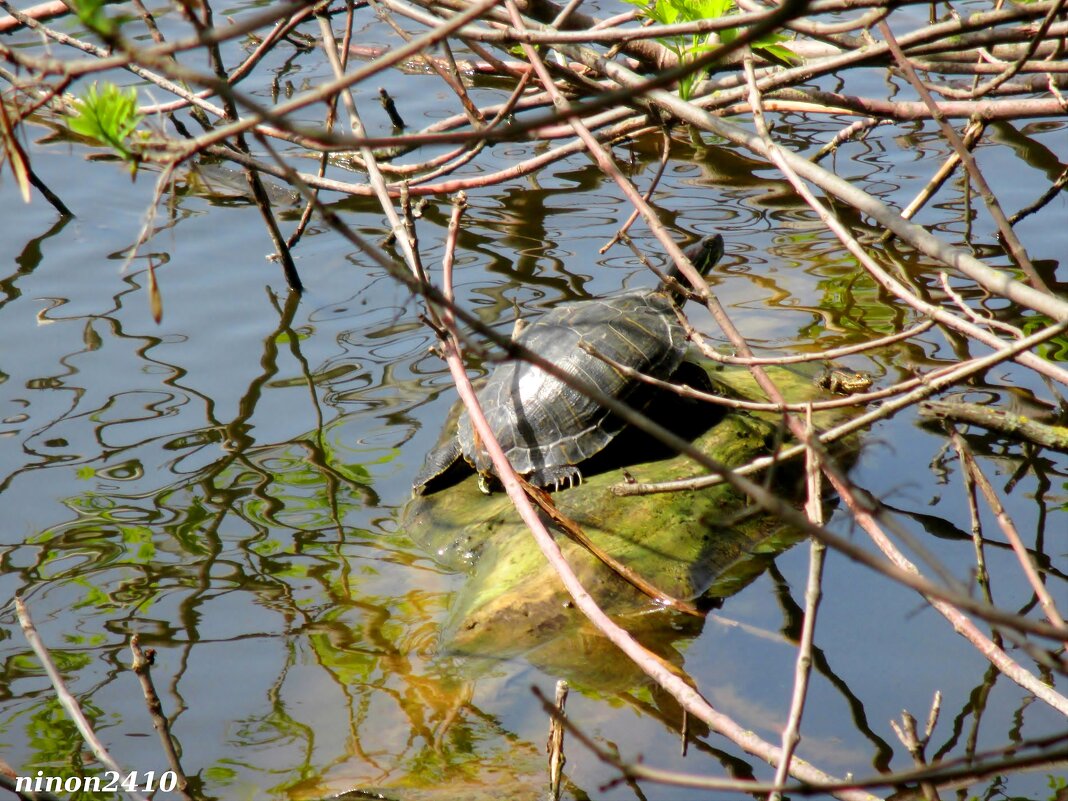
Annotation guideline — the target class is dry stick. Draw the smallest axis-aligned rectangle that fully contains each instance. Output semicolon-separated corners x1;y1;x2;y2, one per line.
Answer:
759;40;1068;579
698;153;1068;389
736;93;1068;121
937;272;1026;339
451;0;1036;48
129;635;193;801
522;479;704;614
203;103;650;194
162;0;507;159
507;0;799;425
289;1;356;249
957;434;999;623
530;684;817;796
890;711;940;801
707;320;937;366
24;165;72;216
581;338;913;414
0;0;68;32
914;58;1068;77
949;431;1067;636
398;68;537;186
233;4;324;84
380;0;807;151
1008;166;1068;226
965;0;1068;99
82;0;504;154
459;34;536;79
336;34;544;175
684;5;1068;119
909;27;1068;63
735;0;885;37
0;772;63;801
602;125;674;252
547;679;569;801
435;0;789;57
181;1;302;292
120;164;177;322
812;117;889;161
134;1;328;122
0;61;70;120
169;0;323;120
369;0;485;126
884;120;985;239
0;96;33;204
104;0;1029;170
0;56;69;210
738;58;1068;715
768;405;827;801
877;20;1047;293
0;0;261;127
922;399;1068;450
14;597;151;801
317;14;420;278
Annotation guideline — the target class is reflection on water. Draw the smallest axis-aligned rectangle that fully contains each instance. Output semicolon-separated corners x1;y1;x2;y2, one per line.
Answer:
1;31;1066;801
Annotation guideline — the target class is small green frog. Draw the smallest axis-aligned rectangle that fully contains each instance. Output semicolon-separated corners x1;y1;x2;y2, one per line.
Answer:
817;369;874;396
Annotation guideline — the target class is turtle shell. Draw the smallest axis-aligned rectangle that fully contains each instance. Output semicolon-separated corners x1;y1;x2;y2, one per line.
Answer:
455;287;687;488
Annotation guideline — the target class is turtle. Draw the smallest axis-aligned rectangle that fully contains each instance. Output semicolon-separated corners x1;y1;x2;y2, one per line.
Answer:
413;233;725;495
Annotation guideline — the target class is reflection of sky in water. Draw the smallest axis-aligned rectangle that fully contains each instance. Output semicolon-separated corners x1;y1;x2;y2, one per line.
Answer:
0;7;1065;800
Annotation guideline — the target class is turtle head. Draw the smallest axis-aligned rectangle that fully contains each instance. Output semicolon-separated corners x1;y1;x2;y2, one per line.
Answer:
686;234;725;278
664;233;724;297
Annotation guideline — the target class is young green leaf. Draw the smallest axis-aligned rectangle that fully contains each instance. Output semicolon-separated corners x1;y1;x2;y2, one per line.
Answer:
69;0;117;38
69;82;143;164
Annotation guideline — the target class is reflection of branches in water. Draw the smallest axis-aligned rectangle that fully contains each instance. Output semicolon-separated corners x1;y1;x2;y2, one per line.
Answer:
0;214;71;310
0;277;400;790
2;0;1067;797
767;562;895;770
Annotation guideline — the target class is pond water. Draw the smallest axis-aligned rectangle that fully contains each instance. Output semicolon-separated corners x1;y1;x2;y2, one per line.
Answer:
1;3;1066;800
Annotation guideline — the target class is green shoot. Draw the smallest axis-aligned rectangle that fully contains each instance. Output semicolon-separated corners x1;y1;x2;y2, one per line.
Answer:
624;0;793;99
68;0;119;38
68;82;143;170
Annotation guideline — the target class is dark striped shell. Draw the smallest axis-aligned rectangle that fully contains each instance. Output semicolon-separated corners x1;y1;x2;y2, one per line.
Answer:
454;287;686;487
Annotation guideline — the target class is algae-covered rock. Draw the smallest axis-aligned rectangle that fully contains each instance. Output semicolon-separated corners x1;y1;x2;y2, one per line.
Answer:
402;364;852;659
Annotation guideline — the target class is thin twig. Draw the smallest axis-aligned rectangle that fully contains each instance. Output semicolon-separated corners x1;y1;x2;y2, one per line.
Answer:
129;635;194;800
546;680;569;801
949;430;1067;634
877;19;1047;292
768;402;826;801
15;597;150;801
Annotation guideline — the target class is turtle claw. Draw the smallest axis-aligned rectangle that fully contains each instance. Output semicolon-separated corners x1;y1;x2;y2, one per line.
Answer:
544;466;582;492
